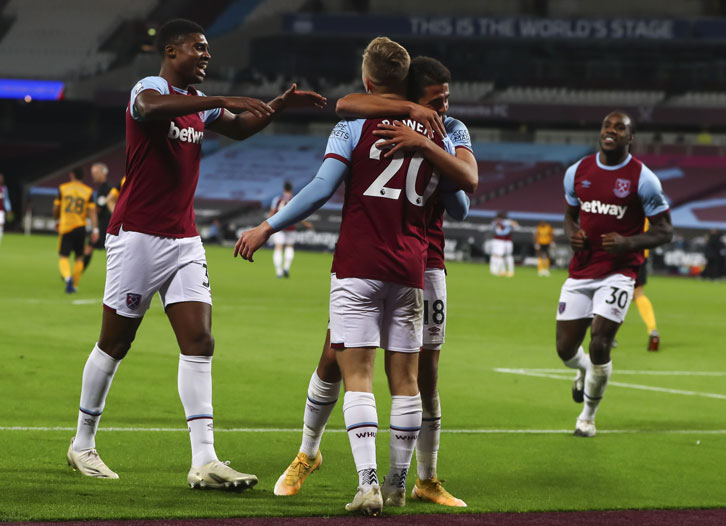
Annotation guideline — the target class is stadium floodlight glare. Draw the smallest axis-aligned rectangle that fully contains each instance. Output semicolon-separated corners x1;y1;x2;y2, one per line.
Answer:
0;78;64;101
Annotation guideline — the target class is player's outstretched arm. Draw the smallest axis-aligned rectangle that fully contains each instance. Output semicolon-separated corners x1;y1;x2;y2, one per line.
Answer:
134;89;274;121
234;158;347;262
601;211;673;253
564;205;587;251
88;206;100;244
373;121;478;193
336;93;446;138
210;83;326;141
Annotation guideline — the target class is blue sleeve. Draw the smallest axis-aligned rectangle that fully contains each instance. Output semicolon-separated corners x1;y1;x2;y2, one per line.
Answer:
195;88;223;125
563;159;582;207
3;188;11;212
445;117;473;151
638;165;670;217
441;190;469;221
129;77;169;121
267;158;349;231
324;120;364;163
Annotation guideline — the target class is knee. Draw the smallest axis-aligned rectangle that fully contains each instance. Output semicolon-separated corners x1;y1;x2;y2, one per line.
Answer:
98;339;133;360
556;335;577;361
589;334;612;363
183;331;215;357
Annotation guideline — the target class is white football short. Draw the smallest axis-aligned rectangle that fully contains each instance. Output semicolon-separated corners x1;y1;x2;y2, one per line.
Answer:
491;238;513;257
270;230;294;246
329;274;423;353
103;227;212;318
422;268;447;350
0;210;5;226
556;273;635;324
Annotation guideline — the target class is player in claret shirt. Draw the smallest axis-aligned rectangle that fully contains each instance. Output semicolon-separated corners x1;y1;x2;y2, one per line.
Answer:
555;111;672;438
66;18;326;489
235;38;469;516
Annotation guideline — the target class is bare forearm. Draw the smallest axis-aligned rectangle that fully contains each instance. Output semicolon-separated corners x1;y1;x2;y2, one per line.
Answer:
336;94;411;118
622;225;673;251
419;144;475;193
564;210;580;238
135;93;224;120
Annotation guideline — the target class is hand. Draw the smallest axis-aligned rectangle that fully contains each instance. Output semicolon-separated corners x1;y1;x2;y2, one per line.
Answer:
601;232;631;253
223;96;274;118
570;229;588;251
233;222;274;262
408;103;446;138
279;83;327;110
90;230;99;244
373;121;429;157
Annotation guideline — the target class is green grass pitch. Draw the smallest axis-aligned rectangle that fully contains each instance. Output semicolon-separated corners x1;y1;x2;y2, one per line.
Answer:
0;233;724;520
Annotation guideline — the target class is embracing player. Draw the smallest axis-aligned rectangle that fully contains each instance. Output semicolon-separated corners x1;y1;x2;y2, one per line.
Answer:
555;111;672;437
235;38;469;515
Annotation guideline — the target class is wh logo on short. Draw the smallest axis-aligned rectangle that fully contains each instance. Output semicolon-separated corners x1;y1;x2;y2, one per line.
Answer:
126;293;142;310
168;121;203;144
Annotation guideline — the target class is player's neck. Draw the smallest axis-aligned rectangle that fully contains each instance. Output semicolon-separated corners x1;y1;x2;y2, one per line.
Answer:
158;67;191;91
598;150;629;167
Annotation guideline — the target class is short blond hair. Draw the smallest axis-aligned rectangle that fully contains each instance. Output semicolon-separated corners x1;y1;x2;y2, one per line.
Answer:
361;36;410;90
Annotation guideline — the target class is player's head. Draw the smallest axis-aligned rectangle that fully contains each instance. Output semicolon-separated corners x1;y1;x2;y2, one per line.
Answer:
600;111;634;156
69;167;84;181
156;19;209;84
91;162;108;183
361;37;410;96
283;181;293;193
496;210;508;219
408;56;451;116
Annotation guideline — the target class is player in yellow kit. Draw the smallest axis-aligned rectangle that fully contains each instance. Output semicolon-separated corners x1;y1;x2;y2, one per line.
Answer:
534;220;554;276
53;168;99;293
634;219;660;350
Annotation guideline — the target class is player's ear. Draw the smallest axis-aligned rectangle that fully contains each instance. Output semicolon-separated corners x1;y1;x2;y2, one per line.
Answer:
165;44;176;60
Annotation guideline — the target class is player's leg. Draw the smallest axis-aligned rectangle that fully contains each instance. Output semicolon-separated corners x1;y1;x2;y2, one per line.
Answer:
58;233;75;293
68;308;142;478
83;242;93;271
634;265;659;350
162;237;257;490
330;275;384;515
71;228;86;287
505;240;515;277
274;329;339;496
556;278;595;403
0;211;5;244
271;233;284;277
339;346;382;515
537;247;545;275
283;242;294;278
378;284;424;508
575;274;634;437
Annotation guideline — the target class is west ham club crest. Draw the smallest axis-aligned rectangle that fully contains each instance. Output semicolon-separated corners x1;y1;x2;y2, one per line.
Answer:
126;293;142;310
558;302;566;314
614;178;631;198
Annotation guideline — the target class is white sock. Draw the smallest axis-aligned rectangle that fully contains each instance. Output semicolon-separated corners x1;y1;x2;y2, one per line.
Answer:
273;248;283;277
283;245;294;272
74;344;120;451
506;255;515;273
579;361;613;421
343;391;378;488
416;391;440;481
300;370;340;457
489;256;499;275
563;346;590;375
386;394;422;490
178;354;217;467
0;225;4;244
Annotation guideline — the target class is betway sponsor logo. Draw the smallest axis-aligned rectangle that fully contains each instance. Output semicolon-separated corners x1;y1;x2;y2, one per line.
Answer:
168;121;203;143
579;199;627;219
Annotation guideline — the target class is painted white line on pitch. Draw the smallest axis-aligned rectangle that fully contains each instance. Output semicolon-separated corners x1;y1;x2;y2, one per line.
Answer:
503;368;726;377
495;368;726;400
2;426;726;435
72;299;98;305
